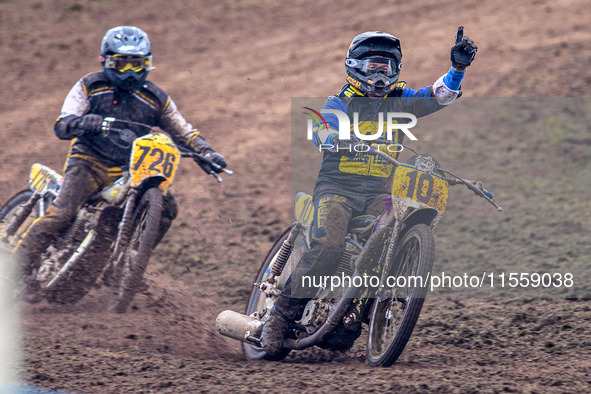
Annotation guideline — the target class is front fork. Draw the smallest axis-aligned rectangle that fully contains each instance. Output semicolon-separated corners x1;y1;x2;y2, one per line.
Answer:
109;189;138;271
379;219;402;284
344;217;402;326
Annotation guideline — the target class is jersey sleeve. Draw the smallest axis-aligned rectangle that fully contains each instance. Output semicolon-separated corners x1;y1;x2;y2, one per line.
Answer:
399;67;466;117
159;97;213;153
311;96;346;147
402;66;465;106
54;79;91;140
58;79;90;118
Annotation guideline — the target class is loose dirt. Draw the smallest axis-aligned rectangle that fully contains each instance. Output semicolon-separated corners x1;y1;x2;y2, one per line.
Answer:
1;0;590;392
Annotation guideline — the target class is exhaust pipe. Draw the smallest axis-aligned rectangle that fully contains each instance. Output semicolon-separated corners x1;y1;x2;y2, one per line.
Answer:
216;310;263;346
218;269;362;351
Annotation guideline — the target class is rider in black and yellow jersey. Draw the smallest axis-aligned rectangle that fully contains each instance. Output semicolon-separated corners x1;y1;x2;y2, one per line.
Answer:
15;26;227;294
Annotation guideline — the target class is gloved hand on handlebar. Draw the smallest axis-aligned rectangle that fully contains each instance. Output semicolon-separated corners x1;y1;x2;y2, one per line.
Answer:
72;114;104;136
195;151;227;174
472;180;485;193
470;180;494;199
330;135;360;158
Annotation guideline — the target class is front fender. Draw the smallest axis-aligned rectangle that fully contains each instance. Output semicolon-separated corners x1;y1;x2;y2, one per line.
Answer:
401;207;440;233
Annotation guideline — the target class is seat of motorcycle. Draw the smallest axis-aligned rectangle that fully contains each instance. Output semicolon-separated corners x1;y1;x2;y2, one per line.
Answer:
348;215;376;235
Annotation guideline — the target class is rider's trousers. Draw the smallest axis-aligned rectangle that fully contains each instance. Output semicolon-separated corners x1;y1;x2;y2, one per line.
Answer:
273;189;387;320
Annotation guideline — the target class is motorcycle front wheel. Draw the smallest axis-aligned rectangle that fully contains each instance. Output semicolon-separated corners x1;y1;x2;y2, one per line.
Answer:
111;187;163;313
366;223;435;367
242;227;292;361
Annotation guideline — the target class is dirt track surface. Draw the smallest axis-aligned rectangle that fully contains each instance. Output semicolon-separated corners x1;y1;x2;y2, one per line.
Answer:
1;0;591;392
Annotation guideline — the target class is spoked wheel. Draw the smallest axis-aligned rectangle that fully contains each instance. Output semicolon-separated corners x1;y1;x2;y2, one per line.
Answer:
242;227;292;361
111;188;162;313
366;223;435;367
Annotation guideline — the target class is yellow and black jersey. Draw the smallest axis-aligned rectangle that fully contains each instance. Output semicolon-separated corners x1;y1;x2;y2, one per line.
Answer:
55;71;210;169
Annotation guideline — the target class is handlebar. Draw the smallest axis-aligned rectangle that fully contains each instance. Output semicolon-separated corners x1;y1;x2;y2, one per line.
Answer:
176;145;234;183
100;117;233;183
438;168;502;212
367;146;503;212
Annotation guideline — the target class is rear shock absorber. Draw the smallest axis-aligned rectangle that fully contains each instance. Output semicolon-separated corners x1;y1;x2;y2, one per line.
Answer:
267;223;303;284
2;192;42;242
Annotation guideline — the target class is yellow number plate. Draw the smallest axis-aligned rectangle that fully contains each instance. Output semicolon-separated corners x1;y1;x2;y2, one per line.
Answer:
294;192;314;225
29;163;62;193
130;133;180;193
391;165;449;212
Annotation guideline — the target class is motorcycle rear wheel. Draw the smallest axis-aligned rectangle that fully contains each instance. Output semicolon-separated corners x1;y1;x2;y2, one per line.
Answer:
111;187;162;313
0;190;35;301
242;227;292;361
366;223;435;367
1;190;112;305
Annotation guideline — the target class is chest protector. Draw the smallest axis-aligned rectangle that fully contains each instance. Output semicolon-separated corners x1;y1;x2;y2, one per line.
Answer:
69;71;169;168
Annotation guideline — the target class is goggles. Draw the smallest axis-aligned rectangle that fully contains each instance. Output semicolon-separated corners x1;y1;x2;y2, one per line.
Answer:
345;57;400;77
103;54;153;73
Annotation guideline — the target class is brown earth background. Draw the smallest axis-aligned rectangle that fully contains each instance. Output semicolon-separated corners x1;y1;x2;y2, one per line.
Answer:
1;0;591;392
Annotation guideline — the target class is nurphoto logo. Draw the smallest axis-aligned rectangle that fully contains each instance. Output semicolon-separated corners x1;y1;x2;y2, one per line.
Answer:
303;107;418;142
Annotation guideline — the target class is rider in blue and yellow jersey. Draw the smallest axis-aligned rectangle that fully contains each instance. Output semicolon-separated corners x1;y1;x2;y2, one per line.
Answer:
261;29;478;356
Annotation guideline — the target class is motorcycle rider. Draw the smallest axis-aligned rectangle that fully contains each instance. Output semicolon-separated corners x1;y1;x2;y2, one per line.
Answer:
260;29;477;356
14;26;227;298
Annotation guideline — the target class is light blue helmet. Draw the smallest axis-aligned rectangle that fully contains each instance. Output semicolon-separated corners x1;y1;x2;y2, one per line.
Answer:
100;26;152;91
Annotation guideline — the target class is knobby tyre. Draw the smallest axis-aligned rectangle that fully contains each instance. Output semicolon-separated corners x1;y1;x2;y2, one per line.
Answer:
112;187;163;313
366;223;435;367
242;226;292;361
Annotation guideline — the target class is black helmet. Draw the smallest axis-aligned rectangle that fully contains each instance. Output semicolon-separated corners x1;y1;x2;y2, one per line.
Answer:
345;31;402;97
100;26;153;92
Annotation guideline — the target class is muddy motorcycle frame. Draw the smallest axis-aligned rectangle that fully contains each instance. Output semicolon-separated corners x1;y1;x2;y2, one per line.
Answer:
0;117;231;311
217;144;501;367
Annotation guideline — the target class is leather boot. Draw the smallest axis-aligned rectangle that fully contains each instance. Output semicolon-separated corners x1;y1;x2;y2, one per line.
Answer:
260;307;290;357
